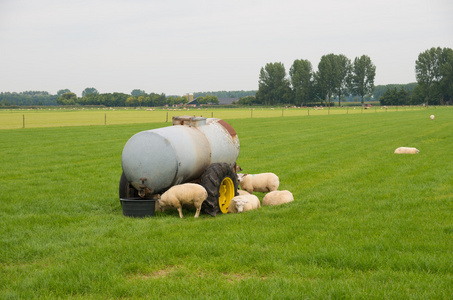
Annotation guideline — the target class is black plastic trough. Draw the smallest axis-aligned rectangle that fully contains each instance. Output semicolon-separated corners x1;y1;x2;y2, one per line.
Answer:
120;198;156;218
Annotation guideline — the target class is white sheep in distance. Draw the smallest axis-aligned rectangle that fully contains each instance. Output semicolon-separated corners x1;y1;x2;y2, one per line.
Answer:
158;183;207;218
263;190;294;206
394;147;420;154
237;173;279;194
430;115;435;120
228;194;261;213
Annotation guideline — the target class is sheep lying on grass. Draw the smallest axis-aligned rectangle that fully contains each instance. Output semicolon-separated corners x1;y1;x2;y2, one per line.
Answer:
158;183;207;218
263;190;294;206
237;173;279;194
430;115;435;120
394;147;420;154
228;194;261;213
237;189;250;196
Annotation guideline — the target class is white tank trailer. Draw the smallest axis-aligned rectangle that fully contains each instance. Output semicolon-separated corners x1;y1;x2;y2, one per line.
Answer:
119;116;240;216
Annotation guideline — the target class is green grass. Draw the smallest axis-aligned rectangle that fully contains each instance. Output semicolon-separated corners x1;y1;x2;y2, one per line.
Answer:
0;105;432;129
1;108;452;298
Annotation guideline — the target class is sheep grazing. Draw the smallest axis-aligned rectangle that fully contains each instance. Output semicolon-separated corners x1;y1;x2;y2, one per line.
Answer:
430;115;435;120
262;190;294;206
394;147;420;154
158;183;207;218
228;194;261;213
237;173;279;194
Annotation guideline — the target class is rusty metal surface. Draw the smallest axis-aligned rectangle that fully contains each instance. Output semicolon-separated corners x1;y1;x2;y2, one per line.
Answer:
202;118;240;165
217;119;237;137
172;116;207;127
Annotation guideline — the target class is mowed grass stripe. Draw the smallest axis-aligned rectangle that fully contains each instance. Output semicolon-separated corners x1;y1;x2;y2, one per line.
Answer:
0;109;452;298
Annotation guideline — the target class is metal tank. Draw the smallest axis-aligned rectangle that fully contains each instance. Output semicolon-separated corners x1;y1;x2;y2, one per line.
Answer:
120;116;240;216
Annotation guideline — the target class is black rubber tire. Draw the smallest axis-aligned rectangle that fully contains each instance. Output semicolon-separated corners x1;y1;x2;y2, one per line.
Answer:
200;163;238;216
119;171;138;199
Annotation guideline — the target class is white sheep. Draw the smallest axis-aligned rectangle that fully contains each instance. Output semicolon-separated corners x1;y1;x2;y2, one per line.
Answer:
237;189;250;196
228;194;261;213
262;190;294;206
394;147;420;154
158;183;207;218
237;173;279;194
430;115;435;120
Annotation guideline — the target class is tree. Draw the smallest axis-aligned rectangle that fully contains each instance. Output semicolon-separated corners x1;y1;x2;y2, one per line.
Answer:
78;93;99;105
289;59;313;106
57;92;77;105
151;93;167;106
206;95;219;104
411;84;426;105
334;54;352;107
257;62;291;106
126;96;138;107
415;47;442;106
350;55;376;104
82;87;99;97
196;95;219;105
379;86;412;106
57;89;71;96
397;87;409;105
166;96;187;106
416;47;453;105
379;87;393;106
237;96;258;106
373;83;417;100
439;48;453;104
315;54;351;107
131;89;146;97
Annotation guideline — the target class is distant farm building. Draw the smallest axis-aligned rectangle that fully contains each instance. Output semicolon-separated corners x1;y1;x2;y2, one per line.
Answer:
218;98;239;105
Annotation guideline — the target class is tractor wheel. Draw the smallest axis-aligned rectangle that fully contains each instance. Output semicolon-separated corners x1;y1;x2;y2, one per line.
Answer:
200;163;238;216
119;171;138;199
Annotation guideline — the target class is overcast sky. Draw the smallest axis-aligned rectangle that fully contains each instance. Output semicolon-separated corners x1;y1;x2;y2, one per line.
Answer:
1;0;452;96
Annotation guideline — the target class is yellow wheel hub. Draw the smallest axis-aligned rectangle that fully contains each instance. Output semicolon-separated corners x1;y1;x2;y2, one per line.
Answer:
218;177;235;214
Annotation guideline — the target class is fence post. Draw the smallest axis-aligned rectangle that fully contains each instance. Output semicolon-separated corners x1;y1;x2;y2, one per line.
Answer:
105;113;106;125
211;112;213;118
166;112;168;122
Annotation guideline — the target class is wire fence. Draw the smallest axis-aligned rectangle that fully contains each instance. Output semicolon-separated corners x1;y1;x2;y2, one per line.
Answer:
0;105;449;129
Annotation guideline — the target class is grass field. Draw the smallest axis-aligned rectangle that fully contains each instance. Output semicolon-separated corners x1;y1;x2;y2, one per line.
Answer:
0;105;433;129
1;108;452;298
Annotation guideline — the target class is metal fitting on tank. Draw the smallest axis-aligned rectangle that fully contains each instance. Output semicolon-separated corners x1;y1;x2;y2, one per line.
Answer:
138;178;147;198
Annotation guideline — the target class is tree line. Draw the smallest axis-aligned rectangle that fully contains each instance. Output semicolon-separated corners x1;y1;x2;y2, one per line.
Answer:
0;91;59;106
1;47;451;107
247;47;452;107
194;90;256;99
415;47;453;105
57;89;170;107
375;47;453;106
0;88;224;107
247;54;377;107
